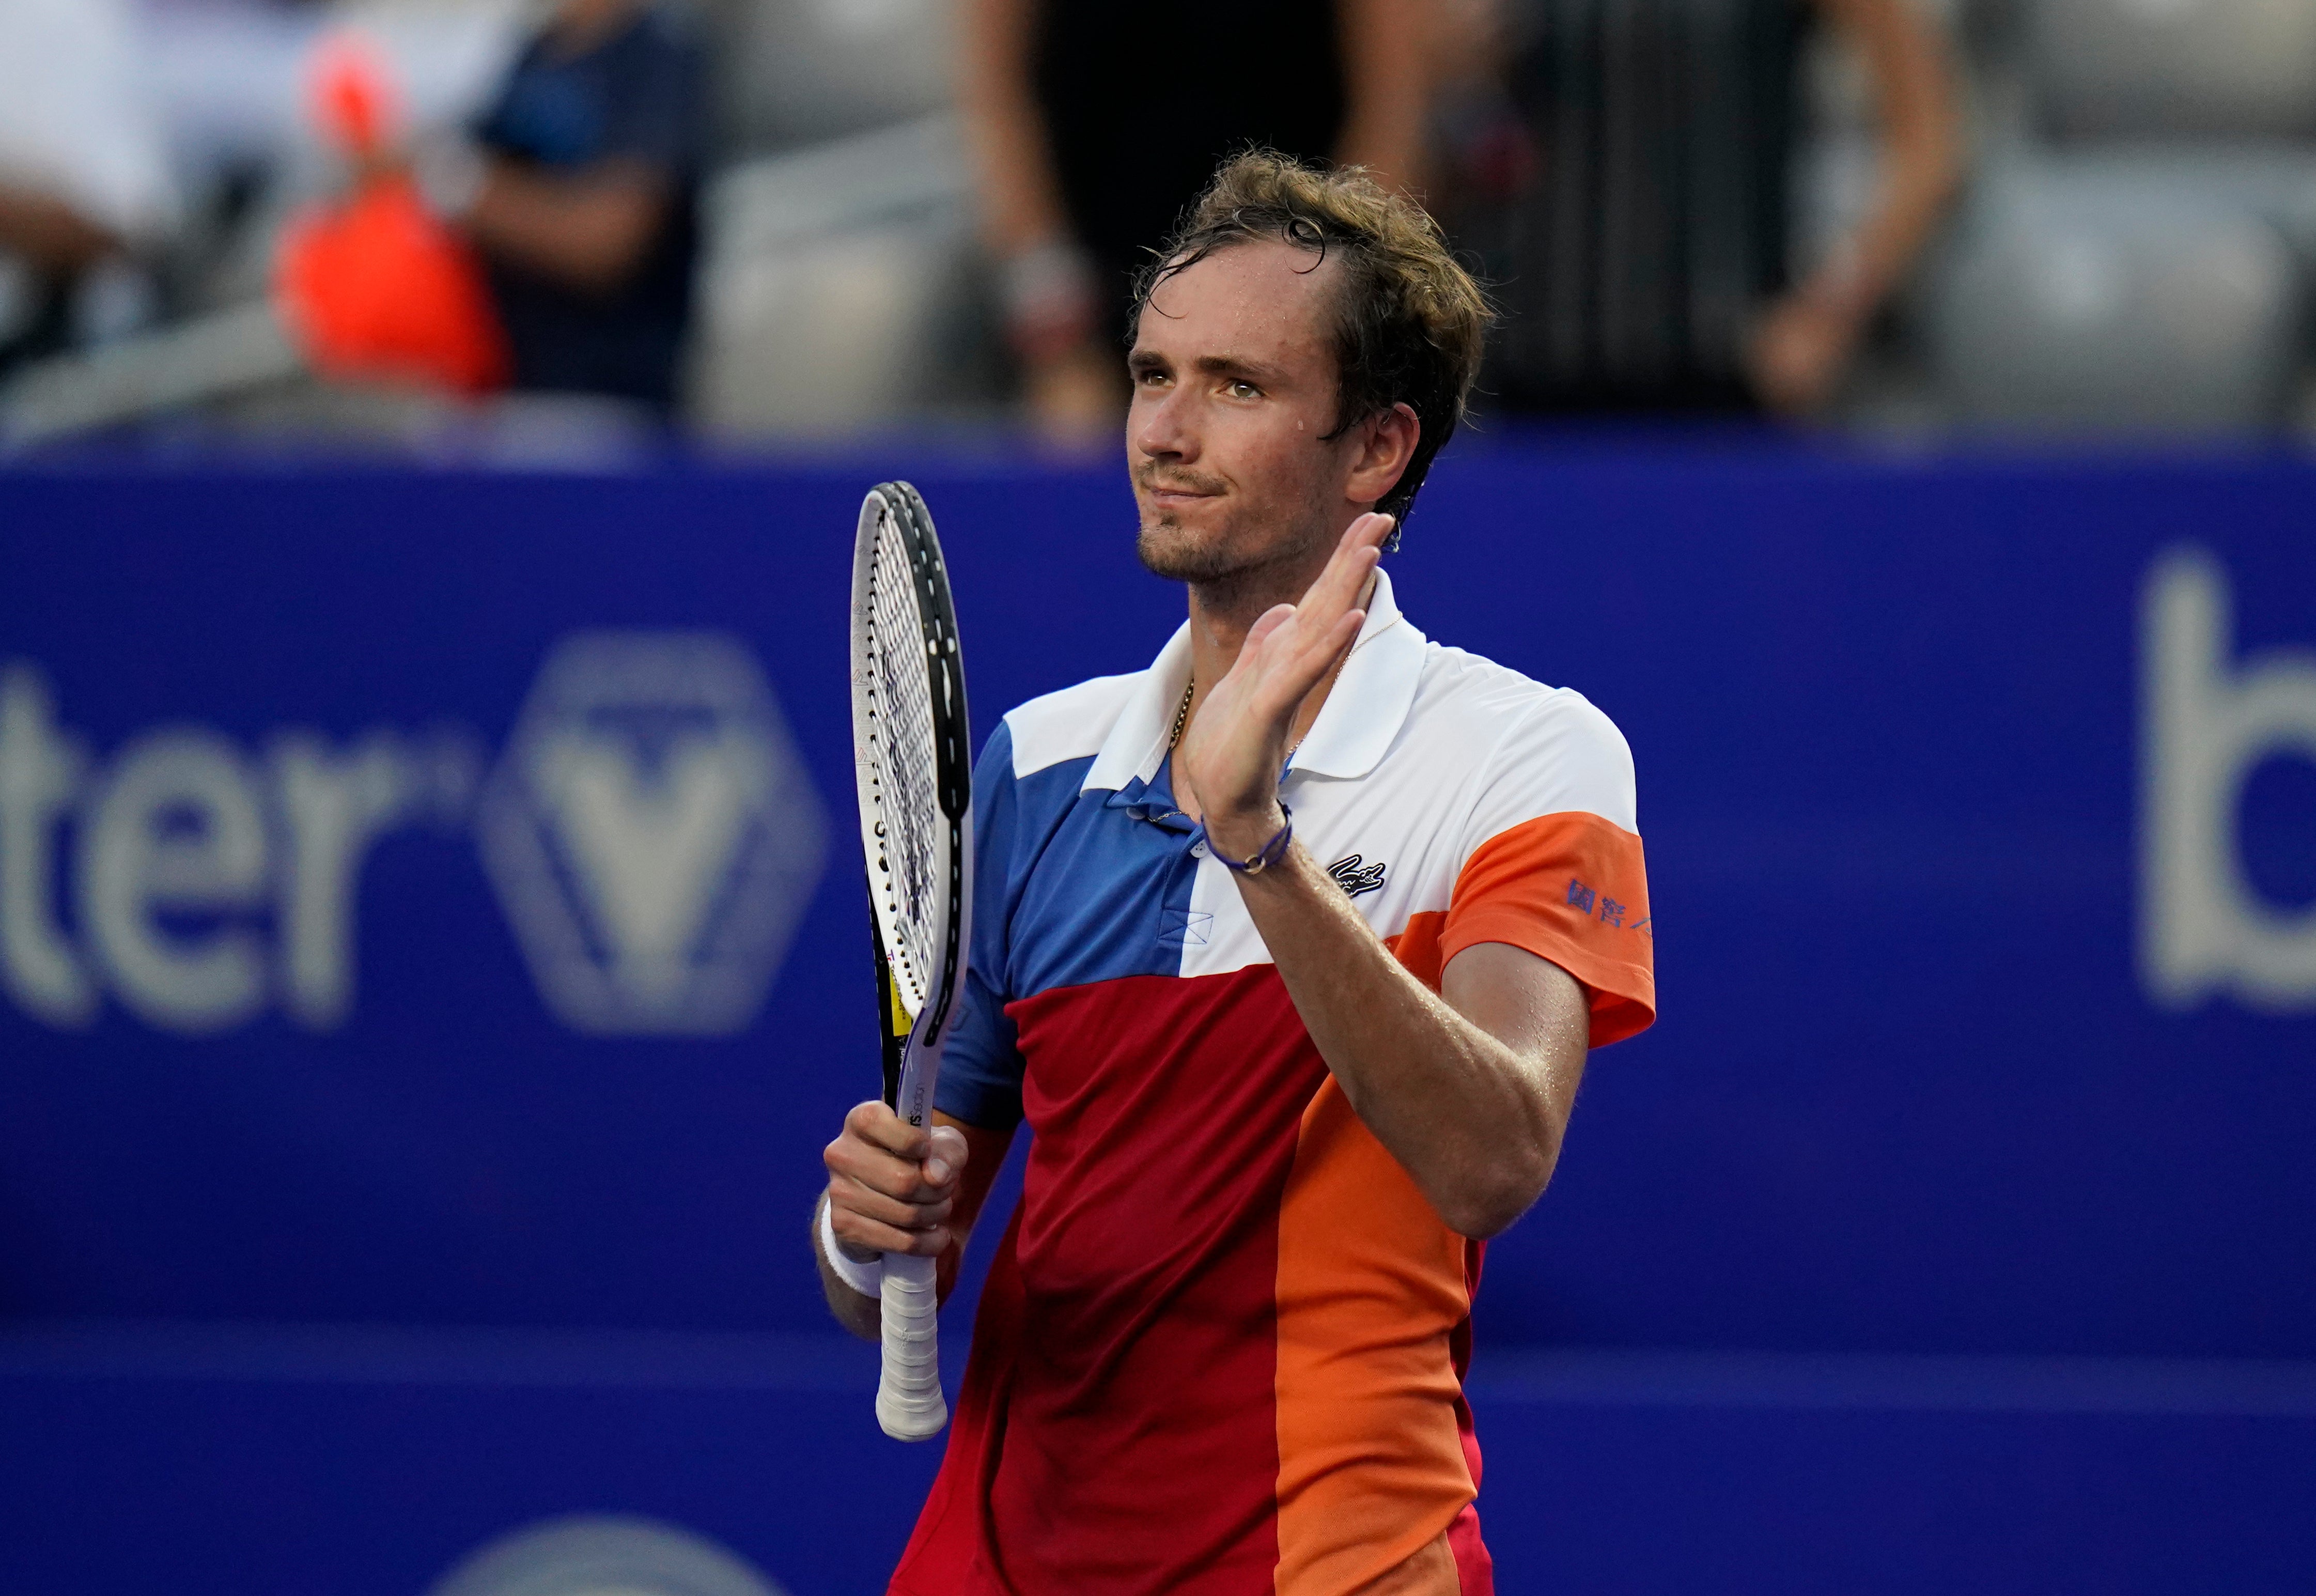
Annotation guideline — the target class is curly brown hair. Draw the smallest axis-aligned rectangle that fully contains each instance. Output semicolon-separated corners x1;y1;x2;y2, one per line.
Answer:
1129;150;1493;539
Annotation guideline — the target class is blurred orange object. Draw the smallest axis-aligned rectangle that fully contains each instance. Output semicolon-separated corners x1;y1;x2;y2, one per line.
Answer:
310;32;395;161
273;32;510;396
276;176;511;396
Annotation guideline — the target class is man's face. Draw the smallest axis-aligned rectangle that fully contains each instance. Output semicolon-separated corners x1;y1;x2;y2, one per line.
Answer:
1127;240;1357;585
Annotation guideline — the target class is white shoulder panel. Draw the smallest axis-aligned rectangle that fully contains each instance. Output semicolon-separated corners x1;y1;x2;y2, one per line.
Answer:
1002;671;1143;778
1416;647;1637;835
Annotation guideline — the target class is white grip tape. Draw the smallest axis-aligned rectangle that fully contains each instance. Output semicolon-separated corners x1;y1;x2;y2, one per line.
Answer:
876;1249;946;1440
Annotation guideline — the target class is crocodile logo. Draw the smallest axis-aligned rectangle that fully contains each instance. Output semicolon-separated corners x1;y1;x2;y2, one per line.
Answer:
1327;854;1387;898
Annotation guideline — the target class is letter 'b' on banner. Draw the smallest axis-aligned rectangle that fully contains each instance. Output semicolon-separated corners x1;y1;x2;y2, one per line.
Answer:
2140;546;2316;1011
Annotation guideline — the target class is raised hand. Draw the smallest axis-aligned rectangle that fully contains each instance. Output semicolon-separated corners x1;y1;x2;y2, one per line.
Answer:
1178;513;1392;860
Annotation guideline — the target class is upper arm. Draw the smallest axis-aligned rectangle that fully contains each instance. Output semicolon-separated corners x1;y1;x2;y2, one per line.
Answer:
1437;691;1657;1049
1440;941;1591;1075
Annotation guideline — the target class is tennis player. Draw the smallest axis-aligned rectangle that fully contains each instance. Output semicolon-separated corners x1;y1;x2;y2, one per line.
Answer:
816;151;1655;1594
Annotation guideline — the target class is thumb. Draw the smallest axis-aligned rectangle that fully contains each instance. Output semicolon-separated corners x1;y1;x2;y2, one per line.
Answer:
925;1124;968;1185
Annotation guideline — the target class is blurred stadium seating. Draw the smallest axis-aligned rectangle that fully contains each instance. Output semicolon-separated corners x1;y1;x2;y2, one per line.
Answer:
7;0;2316;444
1929;150;2306;429
687;115;994;438
1917;0;2316;430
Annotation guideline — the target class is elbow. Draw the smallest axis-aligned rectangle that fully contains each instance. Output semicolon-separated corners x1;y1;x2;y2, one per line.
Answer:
1434;1146;1560;1241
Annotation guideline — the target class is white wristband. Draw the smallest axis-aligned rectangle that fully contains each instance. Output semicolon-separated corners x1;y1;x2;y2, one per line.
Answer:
819;1198;884;1297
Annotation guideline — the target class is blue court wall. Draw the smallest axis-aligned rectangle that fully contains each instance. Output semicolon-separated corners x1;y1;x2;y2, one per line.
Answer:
0;444;2311;1593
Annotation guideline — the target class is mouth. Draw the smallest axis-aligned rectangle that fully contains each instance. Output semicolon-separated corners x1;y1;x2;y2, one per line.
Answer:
1140;480;1222;508
1136;463;1226;506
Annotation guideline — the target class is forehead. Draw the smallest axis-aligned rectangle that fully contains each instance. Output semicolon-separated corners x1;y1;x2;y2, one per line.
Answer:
1133;238;1339;366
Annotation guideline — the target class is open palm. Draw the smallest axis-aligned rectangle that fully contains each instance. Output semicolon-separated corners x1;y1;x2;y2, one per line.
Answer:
1178;513;1392;856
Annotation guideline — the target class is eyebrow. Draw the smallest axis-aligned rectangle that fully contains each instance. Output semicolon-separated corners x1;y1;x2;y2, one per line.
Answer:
1127;348;1297;389
1190;353;1293;386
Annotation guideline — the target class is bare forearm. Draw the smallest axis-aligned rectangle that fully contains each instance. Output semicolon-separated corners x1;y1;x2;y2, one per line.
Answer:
1343;0;1426;198
956;0;1072;253
1807;0;1962;320
465;160;666;295
1233;844;1571;1236
1335;0;1431;195
0;187;118;273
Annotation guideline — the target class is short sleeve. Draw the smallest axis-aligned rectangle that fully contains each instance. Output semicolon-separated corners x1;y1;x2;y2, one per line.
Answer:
596;16;705;175
933;722;1028;1129
1437;692;1655;1048
474;12;704;174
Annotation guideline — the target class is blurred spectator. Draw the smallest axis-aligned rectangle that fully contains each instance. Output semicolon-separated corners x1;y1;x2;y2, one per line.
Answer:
1454;0;1961;417
0;0;177;368
957;0;1429;438
424;0;706;411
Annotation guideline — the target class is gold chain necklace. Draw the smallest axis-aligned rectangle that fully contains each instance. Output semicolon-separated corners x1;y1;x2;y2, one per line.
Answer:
1165;649;1350;760
1167;679;1194;750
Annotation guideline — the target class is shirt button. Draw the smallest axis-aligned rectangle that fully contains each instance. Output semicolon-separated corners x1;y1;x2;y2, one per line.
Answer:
1190;840;1208;859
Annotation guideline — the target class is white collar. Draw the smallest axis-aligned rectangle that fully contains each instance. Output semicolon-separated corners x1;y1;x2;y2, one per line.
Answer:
1082;565;1427;794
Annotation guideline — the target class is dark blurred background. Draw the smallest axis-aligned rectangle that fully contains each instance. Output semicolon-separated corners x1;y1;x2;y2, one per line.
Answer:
1;5;2313;1596
3;0;2313;450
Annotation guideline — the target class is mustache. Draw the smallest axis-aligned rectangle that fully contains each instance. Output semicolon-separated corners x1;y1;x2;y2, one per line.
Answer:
1135;463;1227;497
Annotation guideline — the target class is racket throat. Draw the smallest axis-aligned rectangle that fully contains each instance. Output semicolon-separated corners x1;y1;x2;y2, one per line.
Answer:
871;913;910;1111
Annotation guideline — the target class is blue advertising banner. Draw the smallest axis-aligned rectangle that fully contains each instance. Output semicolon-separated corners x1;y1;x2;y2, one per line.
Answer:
0;446;2311;1593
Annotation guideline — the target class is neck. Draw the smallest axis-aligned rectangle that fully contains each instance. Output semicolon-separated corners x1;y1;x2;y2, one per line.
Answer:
1184;555;1329;689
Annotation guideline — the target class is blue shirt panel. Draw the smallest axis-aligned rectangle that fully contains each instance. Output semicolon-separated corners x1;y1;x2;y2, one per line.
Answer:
933;719;1203;1130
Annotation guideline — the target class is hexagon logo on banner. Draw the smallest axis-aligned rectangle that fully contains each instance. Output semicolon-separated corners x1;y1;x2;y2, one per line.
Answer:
477;632;826;1035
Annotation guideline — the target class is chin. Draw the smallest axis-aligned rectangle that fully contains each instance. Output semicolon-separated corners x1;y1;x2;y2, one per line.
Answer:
1136;517;1238;584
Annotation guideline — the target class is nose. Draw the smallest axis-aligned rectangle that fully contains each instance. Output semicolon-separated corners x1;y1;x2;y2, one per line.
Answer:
1131;378;1196;466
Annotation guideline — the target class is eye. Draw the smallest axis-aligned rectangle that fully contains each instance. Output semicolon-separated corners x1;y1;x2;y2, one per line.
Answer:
1226;379;1263;400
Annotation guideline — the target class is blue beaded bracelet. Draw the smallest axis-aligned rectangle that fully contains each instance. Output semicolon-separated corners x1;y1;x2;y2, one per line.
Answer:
1203;804;1294;875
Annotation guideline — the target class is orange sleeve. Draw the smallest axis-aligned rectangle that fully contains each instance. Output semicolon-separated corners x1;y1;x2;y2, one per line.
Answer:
1438;811;1655;1047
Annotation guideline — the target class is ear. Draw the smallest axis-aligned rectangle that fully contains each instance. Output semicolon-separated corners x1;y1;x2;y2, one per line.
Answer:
1344;402;1421;509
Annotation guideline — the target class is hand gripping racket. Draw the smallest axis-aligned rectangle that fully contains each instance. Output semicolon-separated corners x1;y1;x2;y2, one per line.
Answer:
850;482;973;1440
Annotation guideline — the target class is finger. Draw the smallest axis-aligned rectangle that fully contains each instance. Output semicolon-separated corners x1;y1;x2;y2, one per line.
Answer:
1241;604;1297;654
1320;514;1391;591
831;1171;954;1230
1255;588;1371;706
1296;535;1384;641
826;1132;944;1202
830;1202;951;1259
845;1099;929;1160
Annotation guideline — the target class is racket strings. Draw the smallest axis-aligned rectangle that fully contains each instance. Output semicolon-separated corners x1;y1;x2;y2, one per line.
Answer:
865;514;944;1006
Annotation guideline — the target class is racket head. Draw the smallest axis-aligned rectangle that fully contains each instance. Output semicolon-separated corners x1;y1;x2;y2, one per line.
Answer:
850;483;971;1111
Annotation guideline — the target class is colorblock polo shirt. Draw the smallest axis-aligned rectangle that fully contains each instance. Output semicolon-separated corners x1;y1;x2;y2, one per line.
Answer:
892;569;1654;1596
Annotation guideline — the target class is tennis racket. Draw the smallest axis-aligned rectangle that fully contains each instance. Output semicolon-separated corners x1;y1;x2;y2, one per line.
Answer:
849;481;973;1441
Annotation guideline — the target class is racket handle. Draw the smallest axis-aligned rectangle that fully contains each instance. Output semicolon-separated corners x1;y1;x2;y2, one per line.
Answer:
876;1250;947;1440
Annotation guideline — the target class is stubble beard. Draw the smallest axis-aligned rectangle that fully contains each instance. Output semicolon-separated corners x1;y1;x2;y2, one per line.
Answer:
1135;479;1336;601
